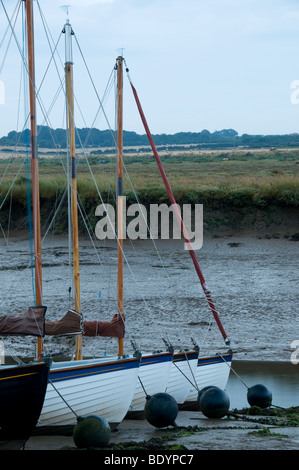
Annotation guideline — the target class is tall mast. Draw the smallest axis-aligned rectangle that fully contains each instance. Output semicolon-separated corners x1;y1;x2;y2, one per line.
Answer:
128;77;230;346
24;0;43;360
116;56;124;357
64;18;82;360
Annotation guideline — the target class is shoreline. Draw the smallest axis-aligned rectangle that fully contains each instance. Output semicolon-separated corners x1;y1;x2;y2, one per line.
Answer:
1;202;298;243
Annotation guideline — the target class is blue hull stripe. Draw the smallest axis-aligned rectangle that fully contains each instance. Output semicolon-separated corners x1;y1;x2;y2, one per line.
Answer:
49;358;139;383
197;355;232;367
140;353;173;367
173;351;199;363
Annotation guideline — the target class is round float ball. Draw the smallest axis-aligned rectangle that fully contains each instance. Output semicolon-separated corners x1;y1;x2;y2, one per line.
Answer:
200;387;230;419
247;384;272;409
197;386;220;410
145;392;178;428
73;415;111;449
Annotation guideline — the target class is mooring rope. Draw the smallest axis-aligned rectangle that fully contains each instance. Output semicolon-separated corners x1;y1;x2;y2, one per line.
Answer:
48;379;79;418
216;351;248;389
172;354;198;391
138;375;148;397
184;350;199;392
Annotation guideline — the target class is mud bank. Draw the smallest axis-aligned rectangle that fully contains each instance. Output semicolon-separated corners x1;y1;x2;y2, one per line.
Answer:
22;408;299;451
2;199;299;238
1;231;298;452
0;231;298;362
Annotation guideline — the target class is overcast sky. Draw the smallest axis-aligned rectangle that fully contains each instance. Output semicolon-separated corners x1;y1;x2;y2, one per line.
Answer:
1;0;299;138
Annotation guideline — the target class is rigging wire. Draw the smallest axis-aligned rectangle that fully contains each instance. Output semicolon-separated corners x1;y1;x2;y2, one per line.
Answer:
72;33;174;331
33;5;116;308
123;58;231;348
0;0;21;75
1;1;216;352
36;16;206;347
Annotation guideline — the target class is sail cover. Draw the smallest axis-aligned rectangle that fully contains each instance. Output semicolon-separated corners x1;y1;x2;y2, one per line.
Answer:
0;306;46;337
83;314;125;338
45;310;82;335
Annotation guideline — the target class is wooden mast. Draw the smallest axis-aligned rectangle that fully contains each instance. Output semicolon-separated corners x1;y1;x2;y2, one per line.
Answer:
24;0;43;360
116;56;124;357
64;19;82;360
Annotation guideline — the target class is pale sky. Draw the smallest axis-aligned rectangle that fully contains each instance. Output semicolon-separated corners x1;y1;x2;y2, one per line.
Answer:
1;0;299;138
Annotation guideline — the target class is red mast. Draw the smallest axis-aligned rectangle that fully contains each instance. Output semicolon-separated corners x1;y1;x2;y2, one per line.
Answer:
127;75;230;346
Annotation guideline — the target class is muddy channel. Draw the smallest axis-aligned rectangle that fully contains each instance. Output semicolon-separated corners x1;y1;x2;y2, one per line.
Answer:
0;231;298;365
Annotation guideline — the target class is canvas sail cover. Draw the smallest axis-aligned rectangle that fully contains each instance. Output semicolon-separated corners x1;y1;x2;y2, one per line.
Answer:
0;306;46;337
0;307;124;338
45;310;82;336
83;314;125;338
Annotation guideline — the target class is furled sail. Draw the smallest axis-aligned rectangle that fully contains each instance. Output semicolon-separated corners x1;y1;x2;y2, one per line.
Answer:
83;314;125;338
45;309;82;335
0;306;46;337
0;307;124;338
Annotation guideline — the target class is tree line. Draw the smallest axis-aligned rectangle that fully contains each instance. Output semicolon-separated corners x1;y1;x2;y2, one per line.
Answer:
1;126;299;149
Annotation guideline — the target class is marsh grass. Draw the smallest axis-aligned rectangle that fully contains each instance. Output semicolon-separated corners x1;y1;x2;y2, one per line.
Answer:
0;151;298;209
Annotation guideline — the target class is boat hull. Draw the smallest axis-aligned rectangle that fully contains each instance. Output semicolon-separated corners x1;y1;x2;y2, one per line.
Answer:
39;356;140;429
0;362;49;439
182;353;233;409
165;350;199;404
126;352;173;419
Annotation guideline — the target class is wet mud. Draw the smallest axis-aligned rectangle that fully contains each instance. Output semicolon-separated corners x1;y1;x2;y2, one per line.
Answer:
0;232;298;363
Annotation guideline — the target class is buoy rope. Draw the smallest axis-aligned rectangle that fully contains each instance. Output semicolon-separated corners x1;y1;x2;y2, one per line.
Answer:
48;379;79;418
216;352;248;389
172;356;197;391
138;375;148;397
184;351;199;392
217;353;285;411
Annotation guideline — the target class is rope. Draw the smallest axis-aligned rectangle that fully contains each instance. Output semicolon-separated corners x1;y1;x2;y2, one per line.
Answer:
138;375;148;397
125;60;228;342
172;355;197;391
0;158;26;211
216;351;248;389
0;0;21;75
48;379;79;418
184;350;199;392
0;223;8;244
59;36;181;343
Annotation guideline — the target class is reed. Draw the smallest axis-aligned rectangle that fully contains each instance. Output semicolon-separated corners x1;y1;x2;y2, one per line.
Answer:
0;154;298;209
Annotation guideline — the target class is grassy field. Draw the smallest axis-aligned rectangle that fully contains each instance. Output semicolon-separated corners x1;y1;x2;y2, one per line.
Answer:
1;147;298;210
0;147;298;236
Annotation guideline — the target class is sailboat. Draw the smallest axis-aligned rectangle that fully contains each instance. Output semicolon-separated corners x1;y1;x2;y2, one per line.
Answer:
0;1;139;431
38;17;140;429
0;2;231;431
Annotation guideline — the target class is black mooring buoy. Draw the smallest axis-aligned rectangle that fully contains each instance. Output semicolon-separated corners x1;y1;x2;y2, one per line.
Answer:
73;415;111;448
145;392;178;428
197;386;220;410
199;387;230;419
247;384;272;409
